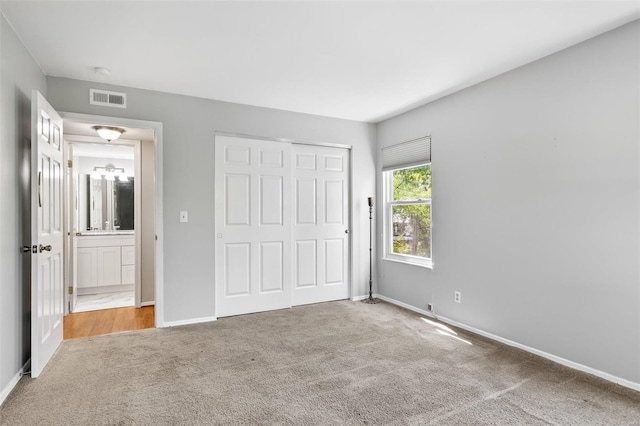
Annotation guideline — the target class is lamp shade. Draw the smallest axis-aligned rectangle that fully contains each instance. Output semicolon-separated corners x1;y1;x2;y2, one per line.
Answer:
93;126;125;142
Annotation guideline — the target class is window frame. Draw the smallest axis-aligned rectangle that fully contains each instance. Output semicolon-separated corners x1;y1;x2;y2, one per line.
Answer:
383;164;433;268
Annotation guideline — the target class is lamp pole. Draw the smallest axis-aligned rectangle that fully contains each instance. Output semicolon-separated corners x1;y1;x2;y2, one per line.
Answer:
364;197;379;304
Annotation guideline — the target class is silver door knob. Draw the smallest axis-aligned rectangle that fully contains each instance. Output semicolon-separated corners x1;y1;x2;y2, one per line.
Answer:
345;229;349;234
39;244;52;253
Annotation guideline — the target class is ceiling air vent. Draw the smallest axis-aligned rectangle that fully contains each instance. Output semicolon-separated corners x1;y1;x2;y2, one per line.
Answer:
90;89;127;108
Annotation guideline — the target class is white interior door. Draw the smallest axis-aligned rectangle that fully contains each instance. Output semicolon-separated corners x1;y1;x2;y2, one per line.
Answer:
293;144;350;305
215;136;292;317
31;90;64;377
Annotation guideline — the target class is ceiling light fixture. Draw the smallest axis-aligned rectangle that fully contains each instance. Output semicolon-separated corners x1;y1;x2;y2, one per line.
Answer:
93;126;125;142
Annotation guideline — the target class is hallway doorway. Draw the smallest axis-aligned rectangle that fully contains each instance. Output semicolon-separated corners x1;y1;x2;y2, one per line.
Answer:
66;139;138;314
60;112;164;340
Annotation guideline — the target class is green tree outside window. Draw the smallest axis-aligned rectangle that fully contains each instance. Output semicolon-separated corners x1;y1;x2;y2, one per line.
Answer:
390;164;431;259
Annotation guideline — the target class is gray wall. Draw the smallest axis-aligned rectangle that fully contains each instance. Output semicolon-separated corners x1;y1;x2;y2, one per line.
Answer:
46;77;377;323
0;14;46;396
377;20;640;384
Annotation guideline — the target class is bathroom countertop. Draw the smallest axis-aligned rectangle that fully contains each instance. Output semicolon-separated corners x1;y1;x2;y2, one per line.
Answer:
76;231;135;236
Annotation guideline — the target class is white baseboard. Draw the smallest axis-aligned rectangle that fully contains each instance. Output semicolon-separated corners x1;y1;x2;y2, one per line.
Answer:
375;294;436;318
140;301;155;307
1;359;30;407
437;314;640;392
163;315;217;327
375;295;640;392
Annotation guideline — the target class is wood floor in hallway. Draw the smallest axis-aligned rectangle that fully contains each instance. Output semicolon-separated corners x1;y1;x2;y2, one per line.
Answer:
64;306;155;340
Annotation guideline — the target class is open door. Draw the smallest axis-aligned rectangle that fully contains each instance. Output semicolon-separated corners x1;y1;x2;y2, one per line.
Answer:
31;90;64;377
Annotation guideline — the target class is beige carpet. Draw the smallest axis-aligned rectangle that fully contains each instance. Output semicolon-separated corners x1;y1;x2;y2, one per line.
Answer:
1;301;639;425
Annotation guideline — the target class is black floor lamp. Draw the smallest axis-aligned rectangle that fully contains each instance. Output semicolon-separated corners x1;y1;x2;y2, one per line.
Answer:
363;197;380;304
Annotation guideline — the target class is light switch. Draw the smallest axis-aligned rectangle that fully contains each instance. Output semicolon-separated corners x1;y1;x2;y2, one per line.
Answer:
180;211;188;223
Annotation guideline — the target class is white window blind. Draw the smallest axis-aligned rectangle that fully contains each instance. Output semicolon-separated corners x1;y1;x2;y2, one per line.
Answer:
381;136;431;171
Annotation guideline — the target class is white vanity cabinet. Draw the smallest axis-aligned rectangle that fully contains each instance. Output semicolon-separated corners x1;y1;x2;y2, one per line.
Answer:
121;245;136;285
76;248;98;287
98;246;122;286
75;235;135;293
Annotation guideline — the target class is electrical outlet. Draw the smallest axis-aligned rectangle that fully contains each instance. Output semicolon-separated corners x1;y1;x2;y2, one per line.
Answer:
454;291;461;303
427;303;434;312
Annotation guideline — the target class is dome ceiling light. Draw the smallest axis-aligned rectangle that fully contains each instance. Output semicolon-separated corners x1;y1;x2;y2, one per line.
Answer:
92;126;125;142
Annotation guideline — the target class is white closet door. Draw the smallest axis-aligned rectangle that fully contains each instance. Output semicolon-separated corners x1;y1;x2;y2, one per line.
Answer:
293;144;350;305
215;136;292;317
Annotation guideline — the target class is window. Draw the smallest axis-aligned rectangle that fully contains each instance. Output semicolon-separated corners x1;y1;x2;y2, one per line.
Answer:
384;163;432;267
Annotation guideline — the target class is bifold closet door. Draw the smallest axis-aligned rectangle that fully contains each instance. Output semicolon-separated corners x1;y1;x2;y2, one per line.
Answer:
292;144;350;306
215;136;292;317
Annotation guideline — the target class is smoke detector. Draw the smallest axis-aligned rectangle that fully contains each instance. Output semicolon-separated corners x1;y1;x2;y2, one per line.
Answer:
94;67;111;76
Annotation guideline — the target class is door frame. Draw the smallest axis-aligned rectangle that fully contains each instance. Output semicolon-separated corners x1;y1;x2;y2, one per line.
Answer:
61;112;165;327
64;135;142;310
213;130;354;312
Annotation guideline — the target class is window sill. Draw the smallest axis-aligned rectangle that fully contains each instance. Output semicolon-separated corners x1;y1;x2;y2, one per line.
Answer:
383;256;433;270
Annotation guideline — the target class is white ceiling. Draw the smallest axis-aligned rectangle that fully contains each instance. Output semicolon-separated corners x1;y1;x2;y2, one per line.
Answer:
1;1;638;122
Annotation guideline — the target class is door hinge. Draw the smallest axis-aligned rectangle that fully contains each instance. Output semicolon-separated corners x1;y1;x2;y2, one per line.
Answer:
67;160;73;168
68;286;73;295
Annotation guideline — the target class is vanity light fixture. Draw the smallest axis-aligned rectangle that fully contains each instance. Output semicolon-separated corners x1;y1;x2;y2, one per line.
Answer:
92;125;125;142
92;163;129;182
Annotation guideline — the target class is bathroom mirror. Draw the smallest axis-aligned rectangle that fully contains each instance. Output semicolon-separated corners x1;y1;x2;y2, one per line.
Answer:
79;174;135;231
72;142;136;233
